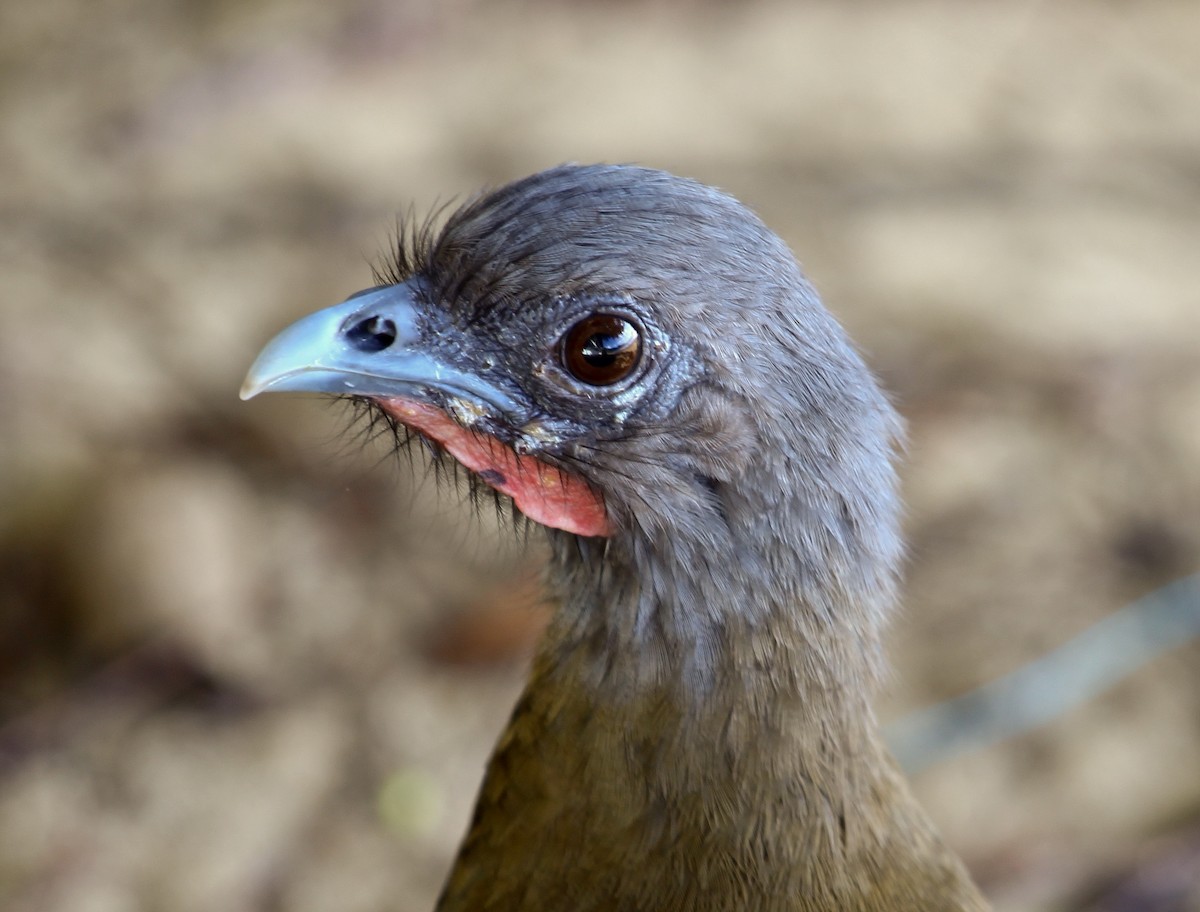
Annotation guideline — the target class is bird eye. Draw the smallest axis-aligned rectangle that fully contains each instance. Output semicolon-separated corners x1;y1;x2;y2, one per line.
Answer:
560;314;642;386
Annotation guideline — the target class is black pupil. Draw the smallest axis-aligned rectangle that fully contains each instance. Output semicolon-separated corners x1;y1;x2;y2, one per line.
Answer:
563;315;641;385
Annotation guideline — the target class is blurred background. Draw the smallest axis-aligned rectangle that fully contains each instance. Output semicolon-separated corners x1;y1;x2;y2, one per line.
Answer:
2;1;1199;910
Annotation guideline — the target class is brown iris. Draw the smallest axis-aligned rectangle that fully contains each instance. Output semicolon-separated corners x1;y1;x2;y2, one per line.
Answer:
560;314;642;386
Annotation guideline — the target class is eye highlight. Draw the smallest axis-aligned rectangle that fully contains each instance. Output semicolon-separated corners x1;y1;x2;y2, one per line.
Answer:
560;314;642;386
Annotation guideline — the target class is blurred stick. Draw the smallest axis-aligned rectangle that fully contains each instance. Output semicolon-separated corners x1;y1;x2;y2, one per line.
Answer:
888;572;1200;773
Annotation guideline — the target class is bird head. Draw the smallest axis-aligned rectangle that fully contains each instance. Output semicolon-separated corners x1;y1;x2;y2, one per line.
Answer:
243;165;902;630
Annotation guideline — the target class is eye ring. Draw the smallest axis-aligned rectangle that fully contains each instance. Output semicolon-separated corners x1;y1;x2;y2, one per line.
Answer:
560;314;642;387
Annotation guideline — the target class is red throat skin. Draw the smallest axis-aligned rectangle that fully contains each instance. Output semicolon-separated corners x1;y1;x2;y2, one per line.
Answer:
376;398;612;538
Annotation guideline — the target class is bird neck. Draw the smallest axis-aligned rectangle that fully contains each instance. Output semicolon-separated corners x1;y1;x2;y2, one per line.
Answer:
541;454;901;714
435;532;987;911
536;530;887;793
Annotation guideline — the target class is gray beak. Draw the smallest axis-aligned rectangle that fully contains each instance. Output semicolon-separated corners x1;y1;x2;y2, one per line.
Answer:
240;282;518;413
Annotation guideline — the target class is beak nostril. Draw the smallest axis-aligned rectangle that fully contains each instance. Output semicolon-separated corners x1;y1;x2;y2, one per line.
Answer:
346;315;398;353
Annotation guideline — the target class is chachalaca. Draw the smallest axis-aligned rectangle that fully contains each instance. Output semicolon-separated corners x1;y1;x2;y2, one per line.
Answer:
242;164;989;911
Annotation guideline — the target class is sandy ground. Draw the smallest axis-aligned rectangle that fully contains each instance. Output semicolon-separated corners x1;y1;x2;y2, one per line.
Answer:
1;1;1199;910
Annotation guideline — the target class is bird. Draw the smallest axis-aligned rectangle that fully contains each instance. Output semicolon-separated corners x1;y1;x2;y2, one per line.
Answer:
241;164;989;911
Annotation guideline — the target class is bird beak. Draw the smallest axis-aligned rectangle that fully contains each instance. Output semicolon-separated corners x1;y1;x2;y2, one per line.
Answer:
242;279;612;537
240;282;519;414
